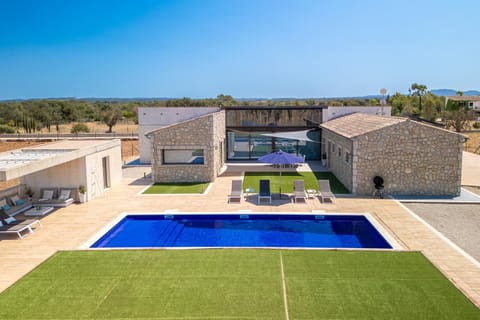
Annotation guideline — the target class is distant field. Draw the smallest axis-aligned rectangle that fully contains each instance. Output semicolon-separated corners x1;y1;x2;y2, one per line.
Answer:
13;120;138;134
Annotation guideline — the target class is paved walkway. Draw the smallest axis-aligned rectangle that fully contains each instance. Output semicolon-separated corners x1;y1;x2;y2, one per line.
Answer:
463;151;480;187
0;167;479;308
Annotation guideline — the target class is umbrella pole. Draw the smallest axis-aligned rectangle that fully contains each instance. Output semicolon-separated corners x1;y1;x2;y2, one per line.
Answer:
279;169;282;199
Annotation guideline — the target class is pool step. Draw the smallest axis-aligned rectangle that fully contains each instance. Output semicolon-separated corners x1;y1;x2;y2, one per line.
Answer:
162;223;185;247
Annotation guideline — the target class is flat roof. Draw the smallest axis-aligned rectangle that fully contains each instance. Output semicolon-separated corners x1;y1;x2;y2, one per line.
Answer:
0;139;120;181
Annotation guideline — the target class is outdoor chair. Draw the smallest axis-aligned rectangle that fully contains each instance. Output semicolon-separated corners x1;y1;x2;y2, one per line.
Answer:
293;180;307;203
0;212;42;239
318;179;336;204
228;180;243;203
258;179;272;204
34;187;75;207
0;195;32;217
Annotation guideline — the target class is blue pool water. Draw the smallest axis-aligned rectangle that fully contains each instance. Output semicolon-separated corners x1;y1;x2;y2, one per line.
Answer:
91;214;392;249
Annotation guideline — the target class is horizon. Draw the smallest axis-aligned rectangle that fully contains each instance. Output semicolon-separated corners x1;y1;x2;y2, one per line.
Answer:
1;0;479;100
2;87;479;102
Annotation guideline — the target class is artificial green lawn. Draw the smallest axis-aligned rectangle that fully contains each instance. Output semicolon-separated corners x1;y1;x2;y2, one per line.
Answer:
0;250;478;319
243;171;350;194
143;182;210;194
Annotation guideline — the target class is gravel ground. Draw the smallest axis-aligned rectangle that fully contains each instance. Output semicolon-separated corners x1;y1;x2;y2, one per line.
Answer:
404;203;480;262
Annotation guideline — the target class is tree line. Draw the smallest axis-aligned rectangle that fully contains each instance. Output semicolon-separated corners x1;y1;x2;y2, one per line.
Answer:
0;88;477;134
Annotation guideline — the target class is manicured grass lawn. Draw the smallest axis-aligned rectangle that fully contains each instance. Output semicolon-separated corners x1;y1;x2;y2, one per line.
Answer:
243;171;350;194
0;250;477;319
143;182;210;194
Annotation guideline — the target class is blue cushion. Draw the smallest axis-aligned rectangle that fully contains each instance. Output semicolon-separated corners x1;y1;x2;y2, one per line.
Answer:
2;204;11;211
15;199;24;205
4;216;16;224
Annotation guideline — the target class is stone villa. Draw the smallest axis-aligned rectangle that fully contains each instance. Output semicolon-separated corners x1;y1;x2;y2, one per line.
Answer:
141;106;465;196
321;113;466;196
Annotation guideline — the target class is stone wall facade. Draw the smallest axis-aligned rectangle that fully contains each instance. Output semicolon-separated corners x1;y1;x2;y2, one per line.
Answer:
324;120;465;196
322;131;354;192
149;111;226;183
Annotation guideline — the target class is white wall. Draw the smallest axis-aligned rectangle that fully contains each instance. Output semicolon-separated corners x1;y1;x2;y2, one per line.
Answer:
84;144;122;201
470;101;480;111
322;106;392;122
21;144;122;202
21;158;87;200
138;107;220;163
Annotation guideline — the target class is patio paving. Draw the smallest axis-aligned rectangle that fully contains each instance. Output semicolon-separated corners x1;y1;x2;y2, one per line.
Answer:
0;164;479;308
391;188;480;203
462;151;480;187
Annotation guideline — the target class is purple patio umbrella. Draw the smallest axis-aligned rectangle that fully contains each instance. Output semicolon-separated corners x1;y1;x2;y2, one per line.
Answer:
257;150;304;197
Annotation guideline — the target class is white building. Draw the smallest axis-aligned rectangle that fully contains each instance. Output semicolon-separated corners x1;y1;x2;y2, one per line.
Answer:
446;96;480;112
138;107;220;163
0;139;122;202
322;105;391;122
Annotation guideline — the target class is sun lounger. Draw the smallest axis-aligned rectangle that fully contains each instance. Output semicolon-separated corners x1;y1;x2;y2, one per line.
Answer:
0;213;42;239
228;180;243;203
0;222;35;239
318;179;336;204
34;188;75;207
293;180;307;203
258;180;272;204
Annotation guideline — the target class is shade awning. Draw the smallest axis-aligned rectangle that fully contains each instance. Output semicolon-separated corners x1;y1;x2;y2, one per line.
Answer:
260;130;318;142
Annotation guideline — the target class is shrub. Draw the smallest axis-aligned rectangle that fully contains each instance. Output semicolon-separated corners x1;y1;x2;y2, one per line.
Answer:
70;123;90;134
473;122;480;129
0;124;16;133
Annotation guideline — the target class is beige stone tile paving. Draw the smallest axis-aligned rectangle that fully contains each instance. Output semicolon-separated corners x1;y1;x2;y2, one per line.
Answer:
0;169;479;309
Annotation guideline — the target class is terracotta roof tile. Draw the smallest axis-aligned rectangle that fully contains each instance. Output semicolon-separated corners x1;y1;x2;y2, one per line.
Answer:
320;113;406;138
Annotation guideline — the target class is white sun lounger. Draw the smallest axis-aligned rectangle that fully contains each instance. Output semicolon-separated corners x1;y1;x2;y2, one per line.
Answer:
318;179;336;204
228;180;243;203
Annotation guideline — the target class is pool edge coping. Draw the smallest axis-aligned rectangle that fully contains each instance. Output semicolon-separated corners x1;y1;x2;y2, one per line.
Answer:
80;211;402;250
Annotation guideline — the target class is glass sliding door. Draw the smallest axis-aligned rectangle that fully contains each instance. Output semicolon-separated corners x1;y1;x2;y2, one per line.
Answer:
226;129;321;160
227;131;250;159
250;133;273;159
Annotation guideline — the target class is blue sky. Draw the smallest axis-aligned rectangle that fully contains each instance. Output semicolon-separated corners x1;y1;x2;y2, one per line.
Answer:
0;0;479;99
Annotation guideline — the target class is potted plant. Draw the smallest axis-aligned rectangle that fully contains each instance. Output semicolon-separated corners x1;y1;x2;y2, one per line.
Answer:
78;185;87;203
321;153;327;166
25;187;34;201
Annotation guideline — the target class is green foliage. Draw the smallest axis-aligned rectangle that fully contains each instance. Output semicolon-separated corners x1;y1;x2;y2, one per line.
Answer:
388;89;444;121
0;89;452;133
100;106;122;133
0;124;16;133
70;123;90;133
473;122;480;129
0;250;478;319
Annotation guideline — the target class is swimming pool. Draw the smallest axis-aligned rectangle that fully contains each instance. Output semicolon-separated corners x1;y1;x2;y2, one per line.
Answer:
91;214;392;249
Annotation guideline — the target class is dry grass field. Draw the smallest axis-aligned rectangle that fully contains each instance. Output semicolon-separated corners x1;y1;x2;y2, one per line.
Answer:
30;120;138;134
464;132;480;154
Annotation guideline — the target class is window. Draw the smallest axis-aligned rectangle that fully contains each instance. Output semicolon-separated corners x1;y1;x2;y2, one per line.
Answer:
345;152;350;163
163;149;204;165
330;142;335;153
338;146;342;158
